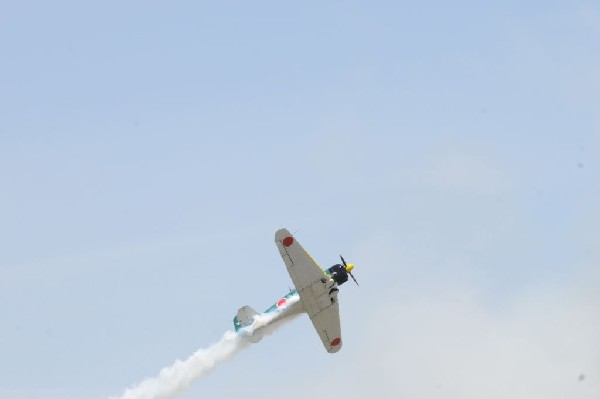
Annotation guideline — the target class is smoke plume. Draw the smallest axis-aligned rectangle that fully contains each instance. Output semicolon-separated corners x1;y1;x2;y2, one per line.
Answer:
113;295;300;399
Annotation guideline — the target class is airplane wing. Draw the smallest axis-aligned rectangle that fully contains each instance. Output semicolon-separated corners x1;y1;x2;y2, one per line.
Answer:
275;228;342;353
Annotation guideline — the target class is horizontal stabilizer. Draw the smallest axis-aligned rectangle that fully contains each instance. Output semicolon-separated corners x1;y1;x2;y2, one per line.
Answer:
234;305;259;331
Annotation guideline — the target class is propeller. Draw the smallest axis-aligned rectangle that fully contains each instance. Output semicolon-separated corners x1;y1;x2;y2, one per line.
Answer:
340;255;359;286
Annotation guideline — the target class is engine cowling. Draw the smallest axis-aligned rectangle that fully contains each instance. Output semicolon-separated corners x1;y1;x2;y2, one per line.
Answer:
328;264;349;285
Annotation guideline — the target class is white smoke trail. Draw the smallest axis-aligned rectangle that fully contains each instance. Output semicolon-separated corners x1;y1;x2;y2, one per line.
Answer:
113;295;301;399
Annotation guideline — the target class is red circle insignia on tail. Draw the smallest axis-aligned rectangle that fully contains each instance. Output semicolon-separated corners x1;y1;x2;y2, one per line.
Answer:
282;236;294;247
330;337;341;346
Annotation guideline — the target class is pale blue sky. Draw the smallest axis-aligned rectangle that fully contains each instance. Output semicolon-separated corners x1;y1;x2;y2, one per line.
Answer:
1;2;599;398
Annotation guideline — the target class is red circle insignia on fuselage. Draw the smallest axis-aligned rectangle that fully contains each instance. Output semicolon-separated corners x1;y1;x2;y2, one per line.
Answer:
277;298;287;307
331;337;341;346
282;236;294;247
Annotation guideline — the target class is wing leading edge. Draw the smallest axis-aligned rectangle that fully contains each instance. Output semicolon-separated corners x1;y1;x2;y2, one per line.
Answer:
275;228;342;353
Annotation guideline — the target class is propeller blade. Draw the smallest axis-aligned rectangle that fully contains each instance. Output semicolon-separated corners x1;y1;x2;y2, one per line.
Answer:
340;255;347;266
349;271;359;286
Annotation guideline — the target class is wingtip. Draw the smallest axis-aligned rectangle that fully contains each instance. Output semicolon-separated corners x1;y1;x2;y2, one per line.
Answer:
275;228;291;241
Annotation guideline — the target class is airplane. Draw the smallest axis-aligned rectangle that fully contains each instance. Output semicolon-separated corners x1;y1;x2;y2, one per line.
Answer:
233;228;358;353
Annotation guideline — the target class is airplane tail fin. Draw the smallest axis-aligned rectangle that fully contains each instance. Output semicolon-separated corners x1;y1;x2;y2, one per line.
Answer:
233;305;259;332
